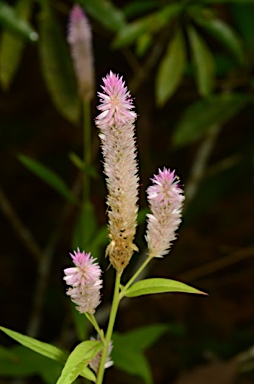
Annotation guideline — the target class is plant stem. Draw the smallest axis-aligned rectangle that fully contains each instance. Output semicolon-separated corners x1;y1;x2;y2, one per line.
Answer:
96;272;121;384
85;313;105;342
119;255;152;300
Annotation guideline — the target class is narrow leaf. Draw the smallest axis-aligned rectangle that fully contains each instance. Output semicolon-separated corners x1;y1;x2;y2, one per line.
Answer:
194;16;244;63
0;327;67;364
124;278;206;298
188;25;215;97
0;327;96;382
156;28;186;106
0;1;38;42
78;0;126;32
0;0;33;90
38;2;80;123
56;340;102;384
172;93;249;147
18;154;79;204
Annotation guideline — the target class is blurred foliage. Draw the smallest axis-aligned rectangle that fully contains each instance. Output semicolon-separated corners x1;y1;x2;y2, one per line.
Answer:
0;0;254;383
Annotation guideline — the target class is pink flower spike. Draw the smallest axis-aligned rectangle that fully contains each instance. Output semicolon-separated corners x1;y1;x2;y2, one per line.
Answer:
145;168;184;258
63;248;102;314
67;5;94;101
95;72;139;273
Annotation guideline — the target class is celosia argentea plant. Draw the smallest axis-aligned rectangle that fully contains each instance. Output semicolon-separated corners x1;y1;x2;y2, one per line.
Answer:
61;71;205;383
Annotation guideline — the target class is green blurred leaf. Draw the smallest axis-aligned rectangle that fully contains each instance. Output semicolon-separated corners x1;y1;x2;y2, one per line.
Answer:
156;28;186;106
123;1;158;18
0;345;62;383
112;346;152;384
72;201;97;250
0;1;38;41
124;278;205;297
38;1;80;123
136;32;152;56
69;152;98;178
56;340;102;384
194;15;244;63
113;324;170;351
0;0;33;90
113;3;182;48
78;0;126;32
18;154;79;204
172;93;249;147
204;0;254;3
188;25;215;97
230;4;254;48
88;224;108;258
0;327;96;382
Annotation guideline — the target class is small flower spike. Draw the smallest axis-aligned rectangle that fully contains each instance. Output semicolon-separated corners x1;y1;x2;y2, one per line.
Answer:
63;248;102;314
95;71;139;273
146;168;184;258
67;5;94;101
89;336;113;373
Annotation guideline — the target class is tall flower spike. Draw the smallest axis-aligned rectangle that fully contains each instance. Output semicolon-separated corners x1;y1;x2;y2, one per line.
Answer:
146;168;184;258
67;5;94;101
63;248;102;314
95;71;139;273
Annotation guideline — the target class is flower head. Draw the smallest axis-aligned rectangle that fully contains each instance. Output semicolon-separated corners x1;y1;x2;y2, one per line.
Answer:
95;72;139;273
67;5;94;101
89;335;113;374
145;168;184;258
63;248;102;314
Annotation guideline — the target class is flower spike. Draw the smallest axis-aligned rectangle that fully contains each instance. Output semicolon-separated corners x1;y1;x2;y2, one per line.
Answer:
67;5;94;101
146;168;184;258
95;72;139;273
63;248;102;314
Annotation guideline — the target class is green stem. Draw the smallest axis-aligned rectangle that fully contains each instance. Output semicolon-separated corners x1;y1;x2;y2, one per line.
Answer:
119;255;153;300
96;272;121;384
85;313;105;342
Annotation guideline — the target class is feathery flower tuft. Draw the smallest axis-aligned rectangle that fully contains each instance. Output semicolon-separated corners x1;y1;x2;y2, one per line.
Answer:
89;336;113;373
63;248;102;314
146;168;184;258
67;5;94;101
95;71;139;273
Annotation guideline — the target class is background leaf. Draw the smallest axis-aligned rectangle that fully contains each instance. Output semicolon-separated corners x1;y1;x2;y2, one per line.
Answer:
0;0;33;90
37;1;80;123
0;1;38;41
124;278;205;298
78;0;126;32
18;154;79;204
156;28;186;106
194;15;244;63
188;25;215;97
172;93;249;147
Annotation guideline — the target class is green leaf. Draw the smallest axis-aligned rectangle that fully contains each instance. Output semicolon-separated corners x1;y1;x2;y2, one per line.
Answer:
113;3;182;48
188;25;215;97
0;345;62;382
156;28;186;106
0;1;38;42
0;326;67;364
124;278;205;298
69;152;98;179
38;1;80;123
78;0;126;32
56;340;102;384
194;15;244;63
123;1;158;18
113;324;171;351
0;327;96;382
230;4;254;48
112;347;152;384
18;154;79;204
172;93;249;147
0;0;33;90
72;201;97;250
